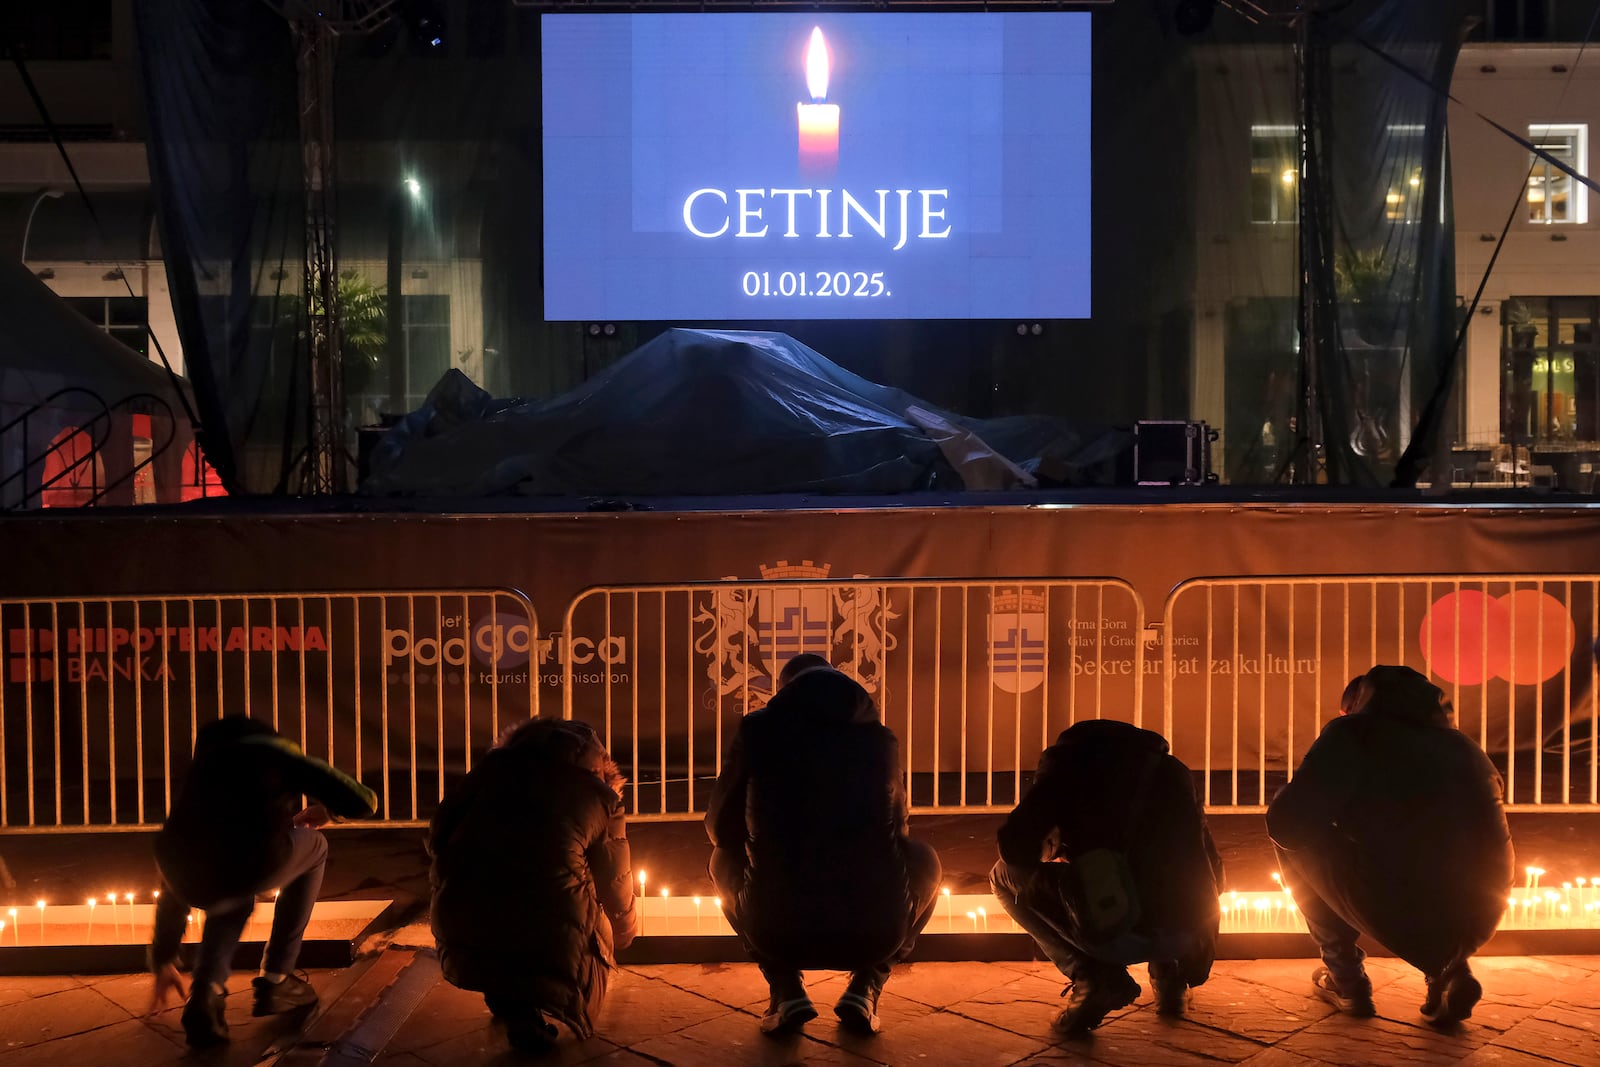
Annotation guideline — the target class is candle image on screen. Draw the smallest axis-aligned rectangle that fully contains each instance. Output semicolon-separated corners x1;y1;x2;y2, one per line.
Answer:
797;26;839;177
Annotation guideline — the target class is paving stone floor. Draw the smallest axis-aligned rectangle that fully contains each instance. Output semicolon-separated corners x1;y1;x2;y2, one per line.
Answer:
4;954;1600;1066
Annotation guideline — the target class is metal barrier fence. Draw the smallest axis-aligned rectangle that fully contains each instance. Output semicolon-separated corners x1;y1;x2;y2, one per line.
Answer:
0;589;539;831
561;578;1147;819
7;574;1600;831
1163;575;1600;812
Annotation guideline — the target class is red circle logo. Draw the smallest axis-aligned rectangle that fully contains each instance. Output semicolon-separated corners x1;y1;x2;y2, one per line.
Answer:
1419;590;1573;686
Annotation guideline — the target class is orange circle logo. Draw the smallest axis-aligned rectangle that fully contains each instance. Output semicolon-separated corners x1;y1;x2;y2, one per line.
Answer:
1419;590;1574;686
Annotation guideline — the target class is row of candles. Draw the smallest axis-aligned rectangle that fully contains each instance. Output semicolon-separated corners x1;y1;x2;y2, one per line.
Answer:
11;865;1600;947
0;890;282;947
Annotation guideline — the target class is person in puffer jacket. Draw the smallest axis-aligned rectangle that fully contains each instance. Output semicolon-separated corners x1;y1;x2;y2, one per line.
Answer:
990;719;1223;1036
1268;665;1514;1027
707;653;942;1038
428;717;638;1053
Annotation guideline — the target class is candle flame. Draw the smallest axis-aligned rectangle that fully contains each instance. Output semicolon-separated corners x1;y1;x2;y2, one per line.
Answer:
87;898;96;908
35;900;44;909
124;893;134;903
941;886;951;897
693;897;702;906
804;27;830;103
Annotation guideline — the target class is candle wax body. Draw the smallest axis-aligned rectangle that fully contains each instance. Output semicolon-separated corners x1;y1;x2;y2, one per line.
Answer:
797;103;839;176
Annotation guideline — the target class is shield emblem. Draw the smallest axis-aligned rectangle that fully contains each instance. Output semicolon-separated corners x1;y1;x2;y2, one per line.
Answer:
990;589;1046;694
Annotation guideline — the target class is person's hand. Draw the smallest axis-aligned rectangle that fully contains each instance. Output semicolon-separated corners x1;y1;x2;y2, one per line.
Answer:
293;803;332;829
1041;826;1064;863
149;963;187;1013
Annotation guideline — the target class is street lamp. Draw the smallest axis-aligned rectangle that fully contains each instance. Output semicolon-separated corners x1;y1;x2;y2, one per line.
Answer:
20;188;63;264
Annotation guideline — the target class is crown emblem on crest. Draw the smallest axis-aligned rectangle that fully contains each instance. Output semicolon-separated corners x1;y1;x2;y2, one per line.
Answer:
758;559;833;580
992;588;1047;614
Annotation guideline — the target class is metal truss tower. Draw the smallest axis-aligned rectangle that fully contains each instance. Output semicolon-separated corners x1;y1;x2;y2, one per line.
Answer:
271;1;397;493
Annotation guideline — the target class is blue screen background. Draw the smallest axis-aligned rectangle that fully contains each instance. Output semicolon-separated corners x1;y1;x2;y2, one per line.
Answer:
543;13;1090;321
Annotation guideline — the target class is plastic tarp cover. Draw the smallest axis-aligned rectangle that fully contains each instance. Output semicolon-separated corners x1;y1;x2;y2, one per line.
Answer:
362;329;1113;497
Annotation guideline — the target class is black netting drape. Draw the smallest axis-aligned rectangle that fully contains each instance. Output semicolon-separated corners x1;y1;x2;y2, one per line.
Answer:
134;0;306;495
1304;2;1464;487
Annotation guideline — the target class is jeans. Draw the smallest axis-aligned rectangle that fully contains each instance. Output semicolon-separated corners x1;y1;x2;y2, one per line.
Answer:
1274;841;1500;981
989;858;1195;991
711;839;942;998
192;828;328;991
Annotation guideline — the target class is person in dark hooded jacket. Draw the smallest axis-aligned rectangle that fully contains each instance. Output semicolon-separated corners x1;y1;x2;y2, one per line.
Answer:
148;716;378;1048
707;653;942;1037
1267;665;1513;1026
990;719;1224;1035
428;717;638;1053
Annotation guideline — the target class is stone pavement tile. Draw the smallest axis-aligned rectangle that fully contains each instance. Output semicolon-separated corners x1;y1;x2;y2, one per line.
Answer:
140;990;303;1067
1213;959;1326;1000
1371;970;1538;1037
1277;1013;1484;1065
1487;1004;1600;1067
1056;1011;1269;1066
0;985;132;1050
1007;1045;1109;1066
0;1018;182;1067
385;974;494;1053
829;1003;1052;1067
629;1010;880;1066
878;962;1028;1010
1179;972;1331;1043
1457;1047;1574;1067
406;1020;620;1066
1234;1048;1330;1066
628;962;769;1011
941;970;1070;1039
372;1054;435;1067
0;977;82;1009
593;973;739;1046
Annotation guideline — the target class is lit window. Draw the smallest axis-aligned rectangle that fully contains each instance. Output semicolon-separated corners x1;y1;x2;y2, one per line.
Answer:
1527;124;1587;224
1250;125;1298;224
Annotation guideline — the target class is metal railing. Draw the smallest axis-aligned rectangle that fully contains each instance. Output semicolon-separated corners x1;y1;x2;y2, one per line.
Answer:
8;573;1600;832
561;578;1147;820
1163;575;1600;812
0;389;179;510
0;588;538;831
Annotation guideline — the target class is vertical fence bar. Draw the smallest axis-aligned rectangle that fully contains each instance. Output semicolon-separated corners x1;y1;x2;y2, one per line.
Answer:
1257;585;1267;806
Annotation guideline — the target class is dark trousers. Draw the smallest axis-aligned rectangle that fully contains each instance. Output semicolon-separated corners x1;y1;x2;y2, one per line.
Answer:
192;828;327;990
1274;842;1500;981
710;840;942;997
989;858;1198;990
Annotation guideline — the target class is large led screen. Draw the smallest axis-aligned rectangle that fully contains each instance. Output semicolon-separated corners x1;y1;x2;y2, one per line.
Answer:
542;13;1091;321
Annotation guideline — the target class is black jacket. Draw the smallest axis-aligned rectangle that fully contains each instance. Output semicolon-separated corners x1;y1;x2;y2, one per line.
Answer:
1268;665;1513;909
149;718;376;971
999;720;1223;946
154;719;376;908
428;738;637;1037
706;668;913;968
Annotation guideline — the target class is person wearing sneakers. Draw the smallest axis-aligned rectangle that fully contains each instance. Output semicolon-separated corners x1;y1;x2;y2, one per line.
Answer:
990;719;1224;1036
707;653;942;1038
1268;665;1514;1026
428;718;638;1054
147;716;377;1047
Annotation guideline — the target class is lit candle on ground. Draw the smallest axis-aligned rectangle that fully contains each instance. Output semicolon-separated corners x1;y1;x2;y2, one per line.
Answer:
941;886;952;930
124;892;135;937
796;27;840;177
693;897;703;933
0;921;5;945
6;908;16;945
36;901;46;944
637;871;647;935
965;910;978;932
105;895;118;939
977;906;989;932
86;899;97;942
660;889;670;934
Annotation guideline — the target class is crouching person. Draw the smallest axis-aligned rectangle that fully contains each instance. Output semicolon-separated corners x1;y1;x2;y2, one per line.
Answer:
991;720;1223;1036
428;718;638;1053
1268;666;1513;1025
149;716;378;1047
707;654;941;1037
